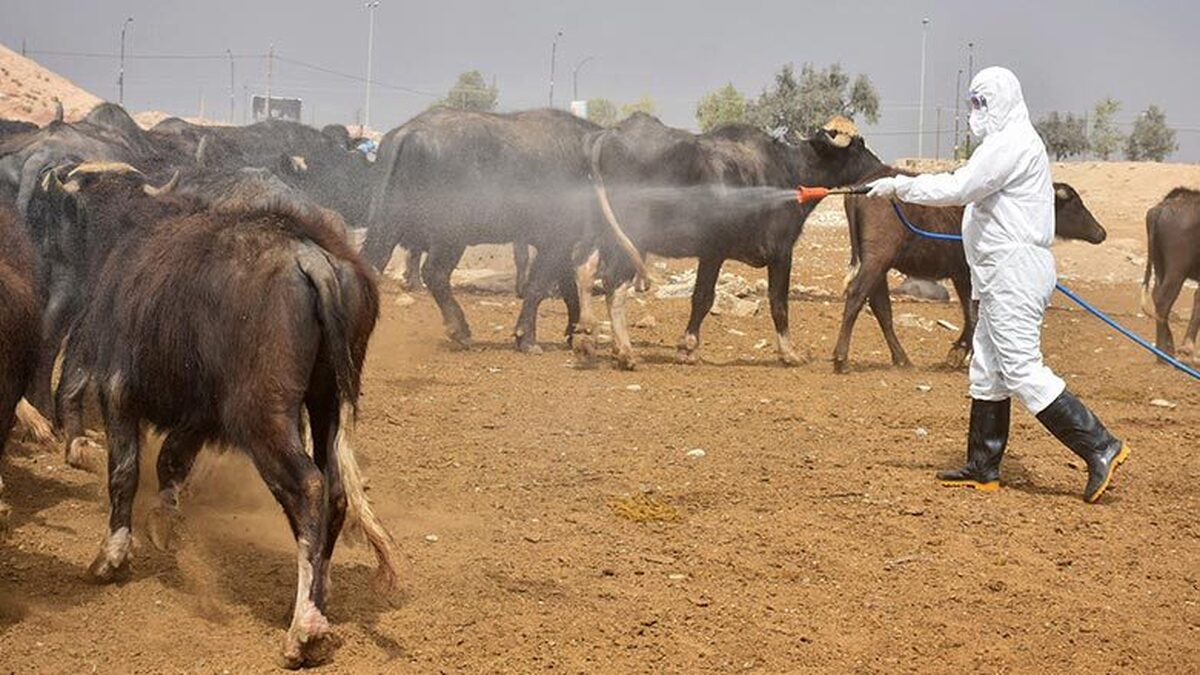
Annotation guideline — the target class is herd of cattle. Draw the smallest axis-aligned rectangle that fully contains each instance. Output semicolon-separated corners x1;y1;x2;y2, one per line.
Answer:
0;102;1197;666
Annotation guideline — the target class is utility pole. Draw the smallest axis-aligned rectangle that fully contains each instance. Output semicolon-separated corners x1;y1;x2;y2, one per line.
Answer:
363;1;380;135
548;30;563;108
965;41;975;156
935;107;942;160
118;17;133;106
572;55;595;102
917;17;930;158
954;68;962;158
227;49;235;124
265;43;274;120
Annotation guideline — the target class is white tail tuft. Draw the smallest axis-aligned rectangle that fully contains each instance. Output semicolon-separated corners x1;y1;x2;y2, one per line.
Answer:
16;399;55;444
841;262;861;297
334;402;400;591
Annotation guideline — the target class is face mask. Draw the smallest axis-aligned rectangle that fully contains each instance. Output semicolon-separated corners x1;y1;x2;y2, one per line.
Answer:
969;109;987;138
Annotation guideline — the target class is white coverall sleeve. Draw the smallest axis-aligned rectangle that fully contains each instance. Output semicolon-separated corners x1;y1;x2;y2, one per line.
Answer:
893;139;1019;207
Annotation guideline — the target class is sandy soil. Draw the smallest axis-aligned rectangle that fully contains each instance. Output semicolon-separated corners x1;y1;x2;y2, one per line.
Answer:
1;163;1198;673
0;43;101;124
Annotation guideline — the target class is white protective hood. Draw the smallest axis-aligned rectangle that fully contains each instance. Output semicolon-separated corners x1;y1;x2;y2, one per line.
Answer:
969;67;1031;139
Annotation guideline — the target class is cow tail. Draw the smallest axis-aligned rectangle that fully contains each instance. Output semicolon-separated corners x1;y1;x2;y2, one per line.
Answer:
842;196;862;296
360;129;409;272
1140;208;1158;319
297;248;400;591
589;133;652;284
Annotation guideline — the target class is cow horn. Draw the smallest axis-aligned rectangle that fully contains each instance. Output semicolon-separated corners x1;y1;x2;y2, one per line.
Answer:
195;135;210;167
290;155;308;173
823;116;859;149
143;170;180;197
67;161;143;177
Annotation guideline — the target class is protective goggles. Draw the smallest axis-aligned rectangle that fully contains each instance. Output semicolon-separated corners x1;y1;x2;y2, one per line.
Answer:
969;92;987;110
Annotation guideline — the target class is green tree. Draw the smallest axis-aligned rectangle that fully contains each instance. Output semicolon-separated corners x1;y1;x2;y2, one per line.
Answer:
586;97;618;127
1034;111;1090;160
1090;97;1124;160
695;83;748;132
745;63;880;141
437;70;498;112
1125;105;1177;162
619;95;657;120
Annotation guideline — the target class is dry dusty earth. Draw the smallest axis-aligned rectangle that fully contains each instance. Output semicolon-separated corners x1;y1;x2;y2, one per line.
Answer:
1;163;1199;673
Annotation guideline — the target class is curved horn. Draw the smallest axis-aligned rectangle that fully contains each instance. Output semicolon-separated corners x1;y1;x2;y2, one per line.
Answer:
195;135;210;167
143;170;180;197
67;161;143;177
54;99;64;123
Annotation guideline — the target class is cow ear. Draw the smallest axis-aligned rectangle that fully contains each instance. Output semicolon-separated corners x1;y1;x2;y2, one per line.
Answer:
1055;186;1070;201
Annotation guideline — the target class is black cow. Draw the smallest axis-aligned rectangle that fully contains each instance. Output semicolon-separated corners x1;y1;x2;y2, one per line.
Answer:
577;114;884;369
1142;187;1200;363
0;204;41;528
38;163;397;666
835;172;1106;372
362;107;601;352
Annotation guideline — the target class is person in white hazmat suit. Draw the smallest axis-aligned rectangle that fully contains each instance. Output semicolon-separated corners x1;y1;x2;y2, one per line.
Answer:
866;67;1130;503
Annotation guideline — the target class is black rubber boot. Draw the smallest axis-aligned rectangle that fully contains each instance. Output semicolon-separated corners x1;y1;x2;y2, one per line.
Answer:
1035;389;1130;503
937;398;1010;491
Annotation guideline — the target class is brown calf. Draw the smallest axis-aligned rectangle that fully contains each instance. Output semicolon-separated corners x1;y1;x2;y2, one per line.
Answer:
835;169;1106;373
0;204;40;528
1141;187;1200;363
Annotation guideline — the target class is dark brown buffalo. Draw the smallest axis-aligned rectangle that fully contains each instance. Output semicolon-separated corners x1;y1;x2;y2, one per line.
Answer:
1141;187;1200;363
578;114;884;369
0;204;41;527
40;164;397;667
835;169;1106;373
363;107;601;352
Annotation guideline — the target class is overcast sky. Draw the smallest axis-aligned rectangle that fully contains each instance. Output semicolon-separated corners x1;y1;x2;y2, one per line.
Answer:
4;0;1198;161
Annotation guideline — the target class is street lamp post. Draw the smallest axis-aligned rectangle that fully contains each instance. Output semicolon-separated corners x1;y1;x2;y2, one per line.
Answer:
572;55;595;102
965;41;975;155
548;30;563;108
954;68;962;158
118;17;133;105
917;17;929;158
363;1;380;135
227;49;235;124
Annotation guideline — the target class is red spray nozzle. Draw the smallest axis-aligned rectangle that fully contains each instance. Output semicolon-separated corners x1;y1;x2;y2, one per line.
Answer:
795;185;872;204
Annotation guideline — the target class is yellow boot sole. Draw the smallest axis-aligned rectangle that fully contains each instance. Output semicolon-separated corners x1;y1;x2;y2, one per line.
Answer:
939;478;1000;492
1086;444;1131;504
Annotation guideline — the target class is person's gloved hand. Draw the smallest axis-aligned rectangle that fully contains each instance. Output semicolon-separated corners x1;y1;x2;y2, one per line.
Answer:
866;177;899;199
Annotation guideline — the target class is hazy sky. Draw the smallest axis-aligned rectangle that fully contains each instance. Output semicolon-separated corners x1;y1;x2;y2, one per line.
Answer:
4;0;1198;161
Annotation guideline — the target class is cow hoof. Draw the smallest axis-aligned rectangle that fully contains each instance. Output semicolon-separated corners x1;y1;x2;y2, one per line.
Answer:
448;335;474;351
833;359;851;375
515;334;542;354
945;346;971;369
66;437;106;474
282;608;334;669
87;549;131;584
614;351;638;371
778;350;806;367
146;506;182;552
16;400;55;445
573;333;596;358
894;359;914;370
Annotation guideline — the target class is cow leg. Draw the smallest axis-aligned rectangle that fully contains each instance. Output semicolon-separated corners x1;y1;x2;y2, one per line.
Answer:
832;260;883;374
1180;287;1200;364
607;279;637;370
946;274;975;368
1152;273;1185;358
28;279;76;417
513;249;561;354
55;346;105;474
87;389;140;583
305;389;345;607
146;428;205;552
767;253;803;366
513;242;531;298
866;281;912;369
403;249;424;292
676;257;722;365
557;265;581;342
571;248;602;362
422;244;471;348
247;417;334;669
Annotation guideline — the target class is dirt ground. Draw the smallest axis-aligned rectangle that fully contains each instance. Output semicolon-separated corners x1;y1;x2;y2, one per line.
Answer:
2;162;1199;673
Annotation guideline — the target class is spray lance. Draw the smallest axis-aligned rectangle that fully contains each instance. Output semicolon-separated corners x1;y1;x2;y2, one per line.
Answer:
790;184;1200;381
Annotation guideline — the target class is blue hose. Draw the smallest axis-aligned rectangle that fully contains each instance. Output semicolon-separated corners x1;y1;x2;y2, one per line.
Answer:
890;200;1200;381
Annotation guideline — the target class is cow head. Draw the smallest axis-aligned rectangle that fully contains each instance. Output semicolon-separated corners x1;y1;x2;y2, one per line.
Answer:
1052;182;1106;244
798;117;885;190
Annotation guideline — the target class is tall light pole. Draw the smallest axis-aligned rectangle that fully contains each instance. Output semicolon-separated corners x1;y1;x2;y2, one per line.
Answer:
118;17;133;106
548;30;563;108
572;55;595;102
953;68;962;158
965;41;975;155
363;1;380;134
227;49;235;124
917;17;930;158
